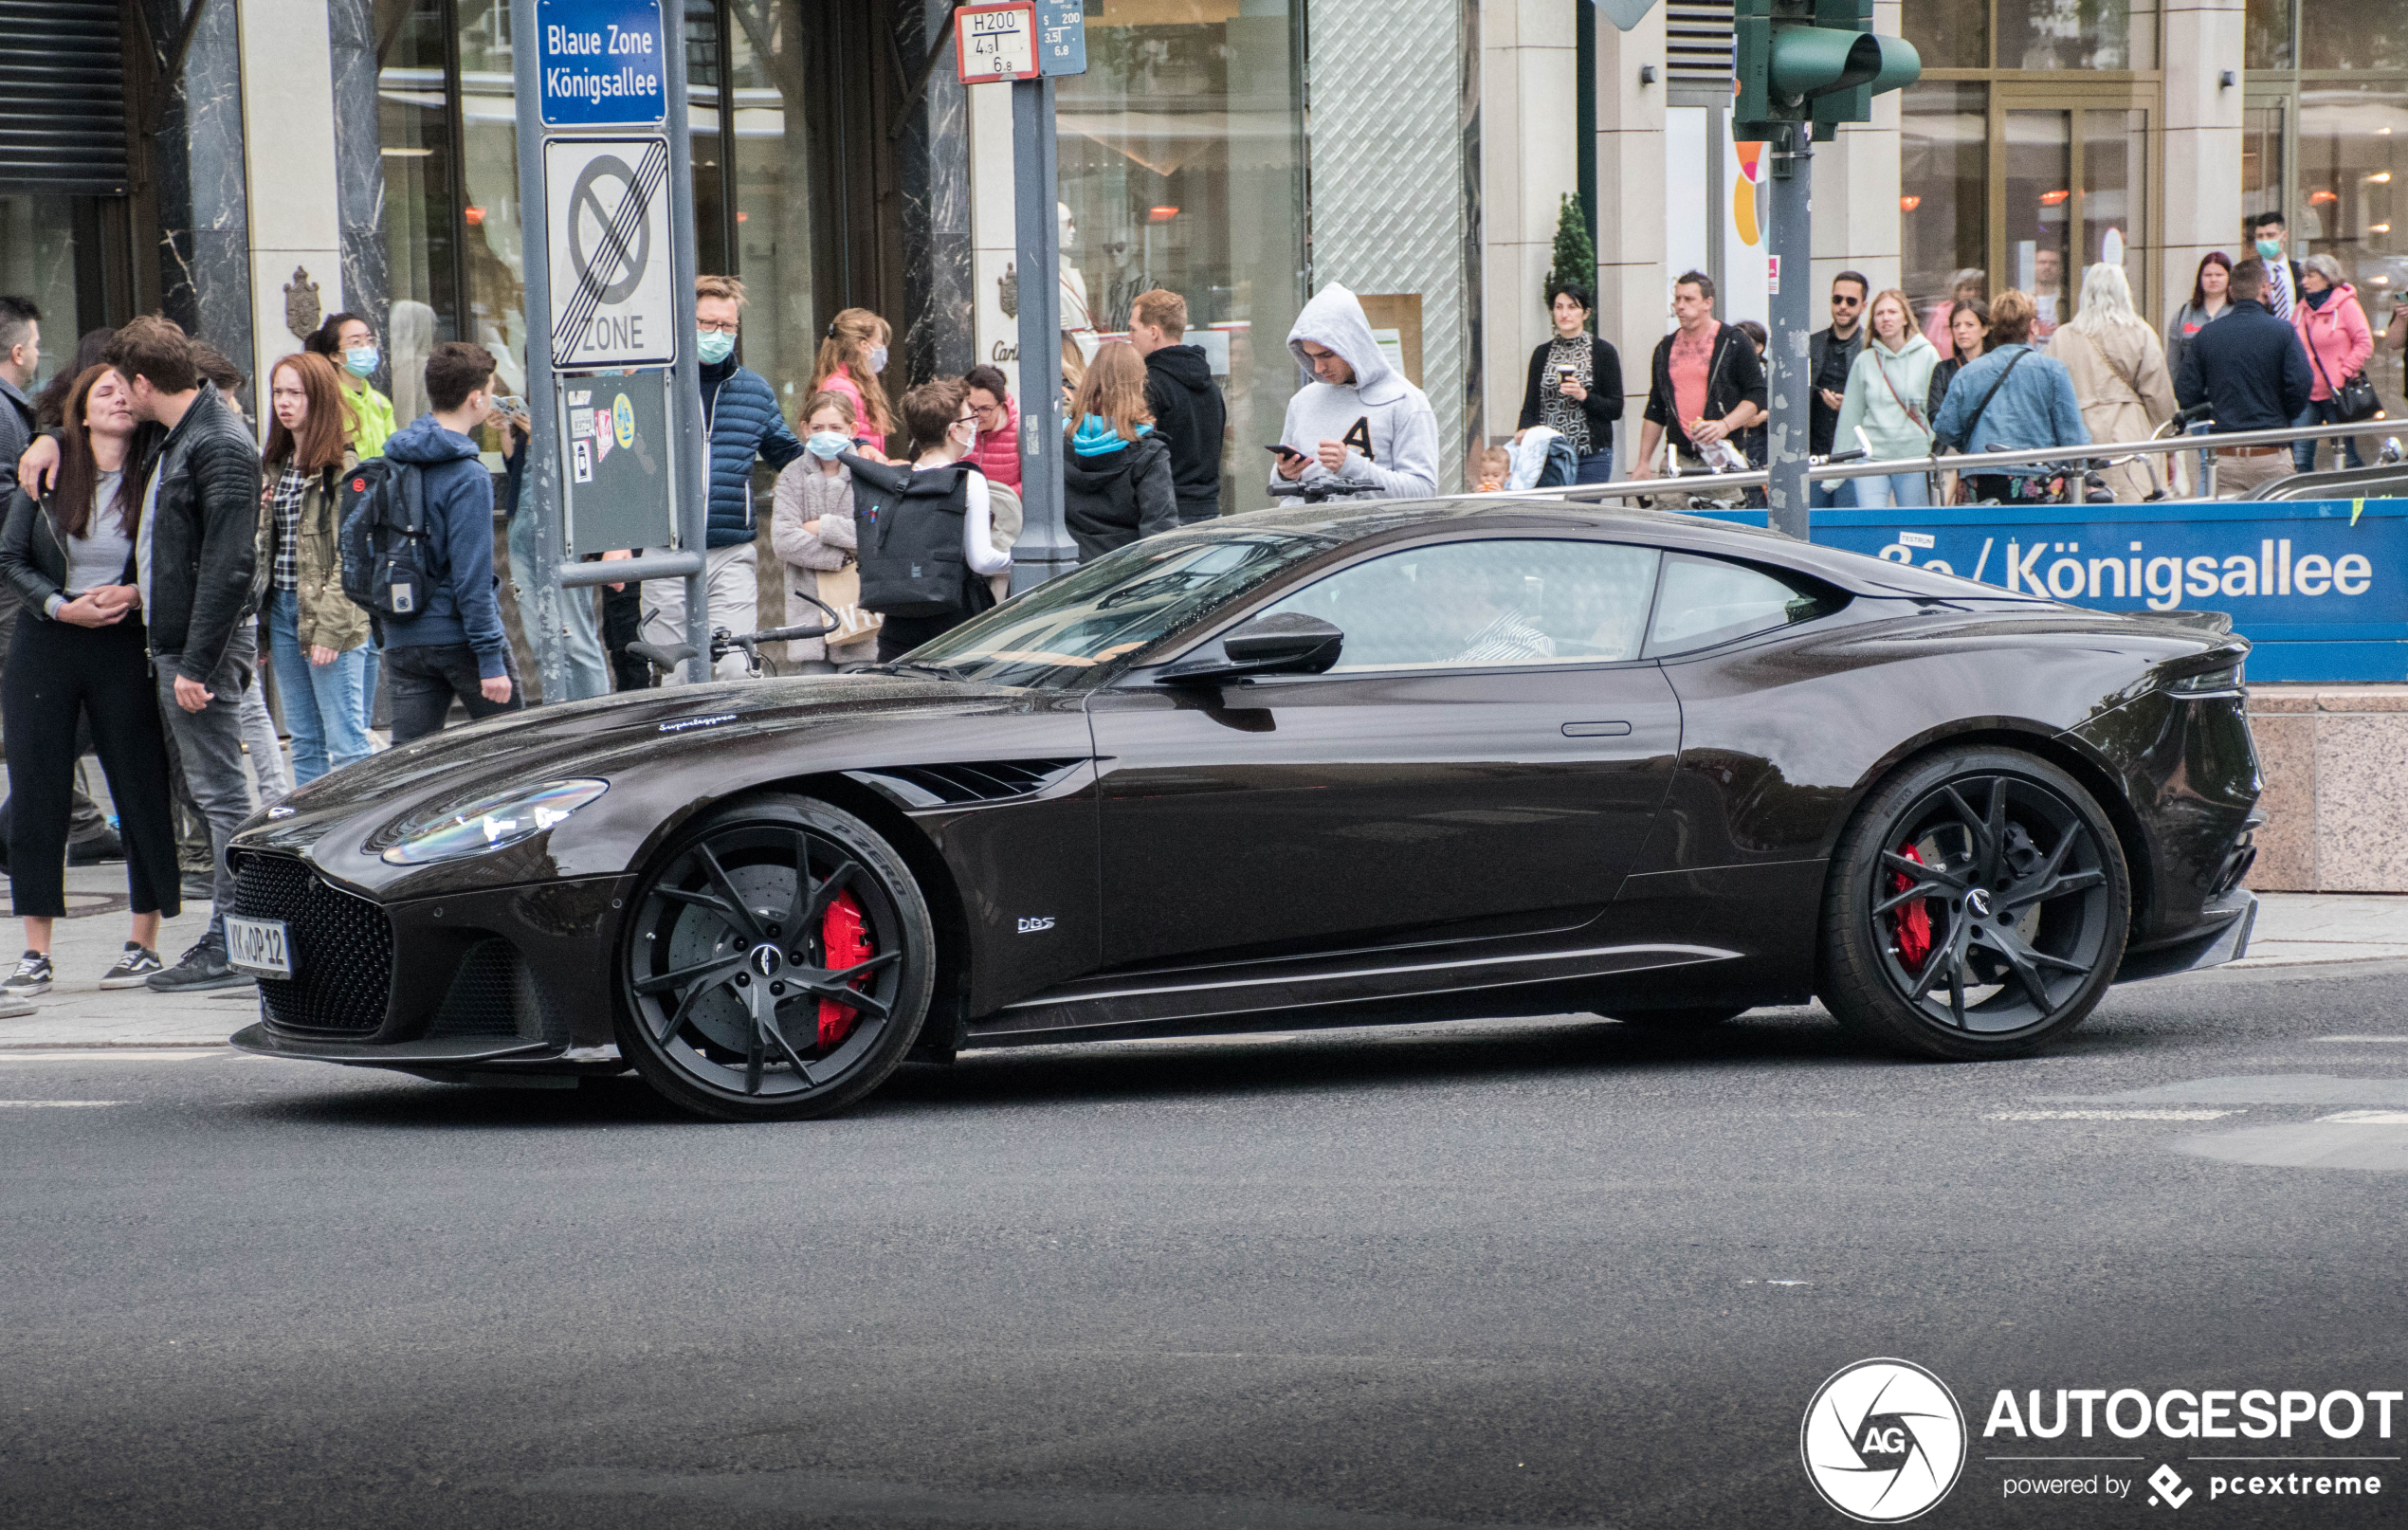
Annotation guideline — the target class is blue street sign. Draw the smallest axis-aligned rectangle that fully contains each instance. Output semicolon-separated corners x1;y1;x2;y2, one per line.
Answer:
538;0;667;127
1036;1;1087;76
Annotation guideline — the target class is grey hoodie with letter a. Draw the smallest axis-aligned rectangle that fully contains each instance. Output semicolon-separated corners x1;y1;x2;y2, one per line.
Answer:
1274;282;1441;499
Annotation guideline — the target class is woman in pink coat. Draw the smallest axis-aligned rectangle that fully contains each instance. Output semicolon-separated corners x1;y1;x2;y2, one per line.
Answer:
2291;253;2374;471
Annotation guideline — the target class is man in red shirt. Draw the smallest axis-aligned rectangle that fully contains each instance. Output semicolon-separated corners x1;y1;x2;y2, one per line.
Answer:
1634;271;1767;483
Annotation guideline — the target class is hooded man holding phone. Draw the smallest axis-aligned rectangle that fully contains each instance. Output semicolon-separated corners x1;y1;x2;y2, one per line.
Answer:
1270;283;1440;501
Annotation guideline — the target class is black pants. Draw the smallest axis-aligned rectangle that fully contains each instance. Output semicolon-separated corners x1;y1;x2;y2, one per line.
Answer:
601;584;651;690
1;612;180;920
385;642;526;743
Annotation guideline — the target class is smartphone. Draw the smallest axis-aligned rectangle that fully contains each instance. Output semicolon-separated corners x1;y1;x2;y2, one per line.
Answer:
1558;366;1578;385
1265;443;1307;461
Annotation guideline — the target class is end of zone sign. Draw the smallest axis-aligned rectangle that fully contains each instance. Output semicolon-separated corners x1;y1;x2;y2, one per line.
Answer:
538;0;666;126
545;137;674;366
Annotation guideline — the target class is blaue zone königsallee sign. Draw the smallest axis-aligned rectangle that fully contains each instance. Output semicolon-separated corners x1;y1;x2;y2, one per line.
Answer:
1696;499;2407;683
538;0;666;127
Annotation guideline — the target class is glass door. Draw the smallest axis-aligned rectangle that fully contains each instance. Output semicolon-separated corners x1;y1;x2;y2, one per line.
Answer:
1994;89;2155;333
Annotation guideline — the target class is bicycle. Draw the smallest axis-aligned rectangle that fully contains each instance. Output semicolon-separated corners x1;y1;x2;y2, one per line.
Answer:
625;591;842;682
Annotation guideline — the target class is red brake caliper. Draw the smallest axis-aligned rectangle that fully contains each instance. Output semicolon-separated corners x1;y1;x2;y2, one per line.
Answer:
1891;844;1933;972
816;890;872;1048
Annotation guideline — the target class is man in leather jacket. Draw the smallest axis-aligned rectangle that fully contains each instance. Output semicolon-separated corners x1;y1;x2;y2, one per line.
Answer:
104;316;263;992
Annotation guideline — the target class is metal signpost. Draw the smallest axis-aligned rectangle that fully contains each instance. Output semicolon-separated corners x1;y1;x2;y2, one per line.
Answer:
513;0;710;694
955;0;1086;592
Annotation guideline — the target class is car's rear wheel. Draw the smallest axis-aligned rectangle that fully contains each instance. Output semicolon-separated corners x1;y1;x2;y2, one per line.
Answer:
1820;746;2129;1060
616;795;935;1120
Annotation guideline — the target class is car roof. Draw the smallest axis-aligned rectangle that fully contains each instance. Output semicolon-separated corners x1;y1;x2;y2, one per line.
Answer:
1194;496;2050;604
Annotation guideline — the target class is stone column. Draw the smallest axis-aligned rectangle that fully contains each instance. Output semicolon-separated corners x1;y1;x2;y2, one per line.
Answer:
327;0;383;370
1808;0;1904;300
137;0;254;412
967;81;1018;393
239;0;346;397
2162;0;2245;325
898;0;975;384
1481;0;1579;450
1595;3;1667;479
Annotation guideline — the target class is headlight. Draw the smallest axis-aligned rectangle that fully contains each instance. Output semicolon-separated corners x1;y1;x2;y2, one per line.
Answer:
2170;661;2244;696
380;779;609;865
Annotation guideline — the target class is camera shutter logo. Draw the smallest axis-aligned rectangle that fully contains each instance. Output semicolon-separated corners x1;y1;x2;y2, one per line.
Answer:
1800;1358;1967;1522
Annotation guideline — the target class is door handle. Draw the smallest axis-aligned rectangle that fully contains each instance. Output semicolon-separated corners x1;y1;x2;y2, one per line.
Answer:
1561;720;1632;737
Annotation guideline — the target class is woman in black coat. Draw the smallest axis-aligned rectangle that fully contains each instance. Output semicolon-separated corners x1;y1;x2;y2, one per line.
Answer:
1061;341;1178;561
1515;282;1624;483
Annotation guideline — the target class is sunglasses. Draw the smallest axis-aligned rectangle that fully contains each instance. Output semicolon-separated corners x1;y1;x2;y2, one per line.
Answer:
1831;295;1863;307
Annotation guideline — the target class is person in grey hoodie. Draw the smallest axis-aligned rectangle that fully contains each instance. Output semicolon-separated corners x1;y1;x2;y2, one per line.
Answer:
1270;282;1440;500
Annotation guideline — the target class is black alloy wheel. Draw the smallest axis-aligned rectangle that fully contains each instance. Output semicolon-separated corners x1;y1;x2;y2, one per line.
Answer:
616;795;935;1120
1820;747;2130;1060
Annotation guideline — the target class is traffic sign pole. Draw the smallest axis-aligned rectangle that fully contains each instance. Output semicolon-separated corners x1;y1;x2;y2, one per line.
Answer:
1009;73;1073;591
660;10;709;684
1764;125;1813;539
511;0;569;705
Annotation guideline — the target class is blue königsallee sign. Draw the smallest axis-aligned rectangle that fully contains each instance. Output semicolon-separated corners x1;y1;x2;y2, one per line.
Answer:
1695;498;2408;683
1036;1;1088;76
538;0;666;127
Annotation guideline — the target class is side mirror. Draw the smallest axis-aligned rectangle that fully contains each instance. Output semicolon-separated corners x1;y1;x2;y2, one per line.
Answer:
1158;611;1344;683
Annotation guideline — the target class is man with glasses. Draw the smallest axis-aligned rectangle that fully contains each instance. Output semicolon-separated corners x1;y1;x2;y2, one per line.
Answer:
1810;272;1870;506
640;274;805;683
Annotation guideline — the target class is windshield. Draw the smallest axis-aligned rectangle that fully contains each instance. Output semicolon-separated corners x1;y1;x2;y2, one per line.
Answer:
903;529;1340;688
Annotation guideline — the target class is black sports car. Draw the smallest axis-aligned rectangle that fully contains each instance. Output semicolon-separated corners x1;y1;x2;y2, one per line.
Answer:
228;501;2261;1120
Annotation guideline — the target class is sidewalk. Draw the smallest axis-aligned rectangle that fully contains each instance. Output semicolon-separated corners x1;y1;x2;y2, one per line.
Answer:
1;871;2401;1050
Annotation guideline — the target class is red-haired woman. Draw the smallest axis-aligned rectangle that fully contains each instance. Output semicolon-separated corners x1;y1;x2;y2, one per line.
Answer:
0;365;182;995
260;351;372;783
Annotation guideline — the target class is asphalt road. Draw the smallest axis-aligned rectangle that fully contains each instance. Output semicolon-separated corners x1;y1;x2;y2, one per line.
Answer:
4;959;2405;1530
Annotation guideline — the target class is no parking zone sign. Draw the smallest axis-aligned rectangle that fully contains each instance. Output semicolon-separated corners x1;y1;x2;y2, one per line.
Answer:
544;136;676;368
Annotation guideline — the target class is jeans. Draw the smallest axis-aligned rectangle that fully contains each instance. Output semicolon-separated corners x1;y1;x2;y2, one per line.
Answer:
1809;477;1859;508
155;627;258;940
1574;448;1616;484
1852;471;1932;509
2291;402;2326;473
359;636;380;736
2296;397;2368;472
385;642;525;743
264;589;374;785
506;509;613;701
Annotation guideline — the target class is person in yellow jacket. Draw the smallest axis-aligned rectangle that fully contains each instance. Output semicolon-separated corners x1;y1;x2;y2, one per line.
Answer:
305;312;397;457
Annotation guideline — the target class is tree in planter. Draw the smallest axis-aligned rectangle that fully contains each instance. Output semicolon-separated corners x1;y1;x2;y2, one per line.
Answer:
1544;194;1598;329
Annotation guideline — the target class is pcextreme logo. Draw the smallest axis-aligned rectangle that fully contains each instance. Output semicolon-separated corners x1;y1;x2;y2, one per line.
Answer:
1802;1358;1969;1522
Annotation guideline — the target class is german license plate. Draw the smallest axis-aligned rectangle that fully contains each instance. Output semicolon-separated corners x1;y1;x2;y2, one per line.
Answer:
224;916;292;979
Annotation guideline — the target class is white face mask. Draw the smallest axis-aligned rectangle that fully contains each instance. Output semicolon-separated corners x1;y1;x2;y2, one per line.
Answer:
866;344;888;375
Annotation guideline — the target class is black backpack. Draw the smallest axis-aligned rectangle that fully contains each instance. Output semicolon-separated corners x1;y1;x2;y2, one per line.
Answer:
337;457;433;618
849;457;976;619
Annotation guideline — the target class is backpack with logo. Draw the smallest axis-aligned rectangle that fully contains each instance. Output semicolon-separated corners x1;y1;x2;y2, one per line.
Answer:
337;456;433;617
848;457;976;620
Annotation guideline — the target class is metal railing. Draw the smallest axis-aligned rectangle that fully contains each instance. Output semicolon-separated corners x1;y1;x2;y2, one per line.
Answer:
1503;419;2399;509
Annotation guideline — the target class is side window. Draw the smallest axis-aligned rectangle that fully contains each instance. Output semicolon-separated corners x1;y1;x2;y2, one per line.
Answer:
1644;554;1839;655
1259;539;1661;672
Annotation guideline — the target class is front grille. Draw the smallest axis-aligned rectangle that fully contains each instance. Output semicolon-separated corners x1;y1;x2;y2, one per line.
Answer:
231;854;393;1034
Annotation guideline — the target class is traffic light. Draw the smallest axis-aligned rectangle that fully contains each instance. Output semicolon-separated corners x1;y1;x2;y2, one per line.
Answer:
1734;0;1920;142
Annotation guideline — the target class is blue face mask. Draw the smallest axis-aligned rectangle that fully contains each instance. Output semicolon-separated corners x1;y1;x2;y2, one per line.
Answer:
344;345;378;377
2255;237;2284;261
697;328;737;365
805;430;849;460
866;344;888;375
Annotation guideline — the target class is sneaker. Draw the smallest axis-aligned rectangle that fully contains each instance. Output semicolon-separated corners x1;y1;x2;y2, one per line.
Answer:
3;951;53;997
100;944;165;989
68;826;126;865
145;936;253;993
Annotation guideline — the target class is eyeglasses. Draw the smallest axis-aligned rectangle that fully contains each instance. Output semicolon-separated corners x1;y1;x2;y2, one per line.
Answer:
698;318;739;334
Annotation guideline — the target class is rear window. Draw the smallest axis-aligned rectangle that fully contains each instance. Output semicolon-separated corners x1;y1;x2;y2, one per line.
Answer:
1644;554;1841;656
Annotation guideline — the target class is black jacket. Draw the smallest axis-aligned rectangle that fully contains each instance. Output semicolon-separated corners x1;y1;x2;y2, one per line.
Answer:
1644;322;1769;457
1141;344;1227;515
1062;430;1178;562
1926;355;1968;424
2173;299;2313;433
0;485;139;615
1809;324;1866;455
0;376;32;502
1516;336;1623;454
139;382;262;681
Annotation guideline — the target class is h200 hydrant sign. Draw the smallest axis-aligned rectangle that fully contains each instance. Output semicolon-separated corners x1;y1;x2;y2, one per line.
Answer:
955;3;1037;82
543;137;675;368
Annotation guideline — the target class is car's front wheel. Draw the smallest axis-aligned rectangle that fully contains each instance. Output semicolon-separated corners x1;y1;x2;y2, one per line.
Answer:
616;795;935;1120
1820;746;2130;1060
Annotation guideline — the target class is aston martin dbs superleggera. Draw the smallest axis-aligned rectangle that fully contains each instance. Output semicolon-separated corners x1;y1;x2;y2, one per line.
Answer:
228;500;2261;1120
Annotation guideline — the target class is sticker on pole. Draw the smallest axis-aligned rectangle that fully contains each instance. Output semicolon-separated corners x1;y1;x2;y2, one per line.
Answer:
956;3;1037;82
544;137;675;368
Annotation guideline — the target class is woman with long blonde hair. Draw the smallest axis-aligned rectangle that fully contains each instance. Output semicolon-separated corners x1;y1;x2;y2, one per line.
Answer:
1060;340;1177;560
807;308;894;455
2055;262;2177;500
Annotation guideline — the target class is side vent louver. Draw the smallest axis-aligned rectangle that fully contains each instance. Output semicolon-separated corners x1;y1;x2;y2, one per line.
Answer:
850;758;1089;809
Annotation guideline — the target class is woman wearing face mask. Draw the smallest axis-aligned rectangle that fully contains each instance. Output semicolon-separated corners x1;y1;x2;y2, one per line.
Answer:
807;309;894;458
770;391;874;670
2291;252;2374;473
304;312;397;456
259;352;374;782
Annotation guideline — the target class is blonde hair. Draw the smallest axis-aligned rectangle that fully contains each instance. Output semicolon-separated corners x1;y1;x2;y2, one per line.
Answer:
1989;289;2039;346
696;274;747;307
1066;340;1153;443
800;389;856;429
1868;288;1915;344
808;308;892;434
1131;288;1188;339
2064;263;2152;340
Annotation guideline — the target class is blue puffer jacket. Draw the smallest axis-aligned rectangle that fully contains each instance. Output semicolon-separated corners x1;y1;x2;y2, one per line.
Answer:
701;358;805;548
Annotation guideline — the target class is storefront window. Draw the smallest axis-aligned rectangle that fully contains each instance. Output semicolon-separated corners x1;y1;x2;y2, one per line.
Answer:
1996;0;2157;70
2299;85;2408;406
725;0;833;411
1902;84;1989;351
1054;0;1305;510
374;0;460;377
1903;0;1988;70
2302;0;2408;70
2242;102;2285;231
2245;0;2292;69
0;195;82;391
456;0;527;418
2005;110;2072;336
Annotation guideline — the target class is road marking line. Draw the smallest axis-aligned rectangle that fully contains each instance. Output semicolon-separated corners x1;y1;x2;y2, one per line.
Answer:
0;1100;124;1107
2317;1109;2408;1124
1989;1108;2243;1120
2317;1035;2408;1043
0;1049;232;1062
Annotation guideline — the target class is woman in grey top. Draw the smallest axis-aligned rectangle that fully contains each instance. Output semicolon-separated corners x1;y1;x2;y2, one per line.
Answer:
1515;282;1625;483
0;364;184;995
